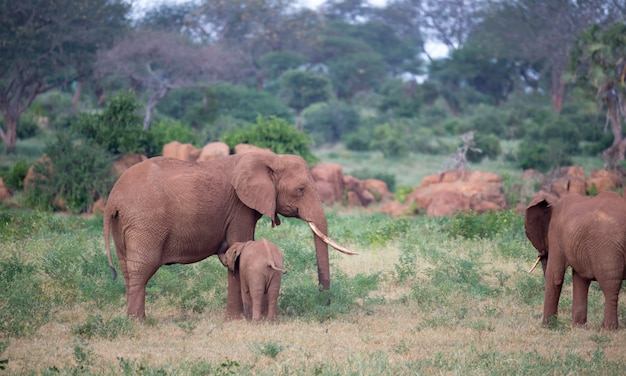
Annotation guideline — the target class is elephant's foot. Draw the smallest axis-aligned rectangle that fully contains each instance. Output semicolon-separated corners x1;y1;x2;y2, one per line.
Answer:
601;321;618;330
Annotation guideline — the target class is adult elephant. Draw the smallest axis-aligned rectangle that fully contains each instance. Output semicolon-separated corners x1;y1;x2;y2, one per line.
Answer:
525;191;626;330
104;150;356;319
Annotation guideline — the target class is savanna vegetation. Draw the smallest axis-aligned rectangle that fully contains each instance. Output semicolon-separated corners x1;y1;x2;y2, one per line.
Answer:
3;0;626;374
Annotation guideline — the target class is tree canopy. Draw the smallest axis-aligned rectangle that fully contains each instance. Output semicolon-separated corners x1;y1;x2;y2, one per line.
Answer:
0;0;130;152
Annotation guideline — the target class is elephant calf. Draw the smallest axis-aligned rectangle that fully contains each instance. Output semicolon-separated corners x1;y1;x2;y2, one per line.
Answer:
219;238;287;323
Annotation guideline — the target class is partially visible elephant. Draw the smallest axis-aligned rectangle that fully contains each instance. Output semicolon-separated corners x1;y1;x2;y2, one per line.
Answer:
104;150;356;319
525;191;626;330
220;238;286;322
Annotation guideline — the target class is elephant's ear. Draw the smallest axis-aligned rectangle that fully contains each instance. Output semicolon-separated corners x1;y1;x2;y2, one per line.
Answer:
524;193;555;253
225;242;245;272
231;152;281;226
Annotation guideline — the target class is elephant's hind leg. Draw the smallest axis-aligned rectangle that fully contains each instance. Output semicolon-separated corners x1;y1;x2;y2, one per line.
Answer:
600;280;621;330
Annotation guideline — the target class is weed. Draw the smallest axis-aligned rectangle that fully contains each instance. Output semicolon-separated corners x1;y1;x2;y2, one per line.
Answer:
72;314;135;340
253;341;285;359
444;209;522;239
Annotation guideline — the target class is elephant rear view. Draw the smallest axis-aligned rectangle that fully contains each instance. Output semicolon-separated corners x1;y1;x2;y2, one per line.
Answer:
525;191;626;330
220;238;286;323
104;151;357;319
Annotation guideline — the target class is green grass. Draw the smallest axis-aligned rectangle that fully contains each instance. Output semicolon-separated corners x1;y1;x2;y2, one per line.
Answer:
2;145;625;374
2;203;626;375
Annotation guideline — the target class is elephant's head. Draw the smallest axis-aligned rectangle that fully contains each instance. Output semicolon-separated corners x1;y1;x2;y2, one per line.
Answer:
524;192;558;274
219;242;245;272
230;151;356;290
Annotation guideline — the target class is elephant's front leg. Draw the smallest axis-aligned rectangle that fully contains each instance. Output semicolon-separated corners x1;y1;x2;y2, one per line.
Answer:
543;274;564;326
226;269;244;320
572;270;590;328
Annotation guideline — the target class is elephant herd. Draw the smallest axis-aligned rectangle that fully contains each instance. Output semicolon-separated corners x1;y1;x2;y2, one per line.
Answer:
104;150;626;329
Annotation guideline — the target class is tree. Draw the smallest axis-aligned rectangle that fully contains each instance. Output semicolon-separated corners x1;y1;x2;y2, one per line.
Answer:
569;23;626;171
0;0;130;153
95;30;242;130
189;0;319;89
278;70;332;119
474;0;625;112
413;0;488;54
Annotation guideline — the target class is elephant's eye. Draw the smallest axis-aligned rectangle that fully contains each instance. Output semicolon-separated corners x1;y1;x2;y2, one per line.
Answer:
297;187;305;196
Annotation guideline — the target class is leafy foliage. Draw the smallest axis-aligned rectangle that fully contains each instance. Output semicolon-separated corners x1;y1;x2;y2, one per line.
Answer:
23;134;113;213
302;101;360;144
211;83;294;123
466;133;502;163
278;70;332;113
72;91;146;155
1;160;30;190
222;115;318;165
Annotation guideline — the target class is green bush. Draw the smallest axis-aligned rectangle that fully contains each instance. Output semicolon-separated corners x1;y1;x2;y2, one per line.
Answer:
302;101;360;144
467;133;502;163
211;83;294;123
145;117;196;156
22;135;114;213
222;115;318;165
1;160;30;190
0;256;50;337
344;126;372;151
72;91;146;155
443;210;522;240
370;123;408;157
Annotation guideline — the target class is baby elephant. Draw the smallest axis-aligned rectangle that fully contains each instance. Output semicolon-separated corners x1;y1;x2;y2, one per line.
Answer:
220;238;287;322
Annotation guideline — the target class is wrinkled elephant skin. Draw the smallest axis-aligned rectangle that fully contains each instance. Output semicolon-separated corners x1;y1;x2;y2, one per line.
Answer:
104;151;342;319
525;191;626;330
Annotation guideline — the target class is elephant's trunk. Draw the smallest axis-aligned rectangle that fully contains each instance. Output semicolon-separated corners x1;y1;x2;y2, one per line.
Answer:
310;216;331;290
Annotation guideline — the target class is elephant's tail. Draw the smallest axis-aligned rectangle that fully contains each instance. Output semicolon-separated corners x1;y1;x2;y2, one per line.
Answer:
262;238;287;275
103;208;118;280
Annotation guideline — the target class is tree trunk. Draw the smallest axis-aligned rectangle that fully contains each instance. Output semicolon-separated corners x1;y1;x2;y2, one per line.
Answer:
0;110;18;154
550;73;565;113
602;91;625;171
72;81;83;114
143;87;170;131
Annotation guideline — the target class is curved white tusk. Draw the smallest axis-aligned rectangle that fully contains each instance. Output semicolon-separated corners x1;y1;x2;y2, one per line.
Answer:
528;257;541;273
308;222;359;255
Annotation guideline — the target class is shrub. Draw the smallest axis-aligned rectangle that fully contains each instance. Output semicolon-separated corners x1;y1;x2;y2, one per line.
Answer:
211;83;294;123
144;117;196;156
443;210;522;240
22;134;114;213
466;133;502;163
302;101;360;144
222;115;318;165
344;126;372;151
72;91;146;155
370;123;408;157
2;160;30;190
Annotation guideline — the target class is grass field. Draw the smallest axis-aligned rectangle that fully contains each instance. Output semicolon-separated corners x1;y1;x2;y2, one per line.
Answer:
2;204;626;375
1;143;622;375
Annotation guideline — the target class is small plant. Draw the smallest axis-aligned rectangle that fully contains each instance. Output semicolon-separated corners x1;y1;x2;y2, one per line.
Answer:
444;210;522;240
254;341;285;359
72;314;134;340
2;160;30;190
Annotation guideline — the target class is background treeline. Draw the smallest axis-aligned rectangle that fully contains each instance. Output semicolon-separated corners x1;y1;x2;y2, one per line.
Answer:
2;0;626;212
